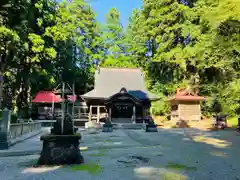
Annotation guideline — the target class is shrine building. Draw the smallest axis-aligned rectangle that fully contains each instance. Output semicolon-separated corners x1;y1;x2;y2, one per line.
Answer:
81;68;159;123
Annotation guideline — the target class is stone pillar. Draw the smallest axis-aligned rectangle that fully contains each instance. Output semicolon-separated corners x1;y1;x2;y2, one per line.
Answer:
109;107;112;122
0;108;11;149
132;105;136;124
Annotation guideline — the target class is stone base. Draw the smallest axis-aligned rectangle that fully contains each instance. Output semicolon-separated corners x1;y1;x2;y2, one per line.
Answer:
37;134;84;165
50;128;78;134
0;141;10;150
102;124;113;132
146;124;158;132
0;132;10;150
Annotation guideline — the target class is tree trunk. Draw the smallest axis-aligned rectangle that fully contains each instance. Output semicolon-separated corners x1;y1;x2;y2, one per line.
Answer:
0;75;3;109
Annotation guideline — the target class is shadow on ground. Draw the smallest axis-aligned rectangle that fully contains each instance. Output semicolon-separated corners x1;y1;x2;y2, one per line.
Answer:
1;127;240;180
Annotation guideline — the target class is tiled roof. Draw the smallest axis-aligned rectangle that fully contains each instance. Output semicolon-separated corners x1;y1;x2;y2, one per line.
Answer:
168;88;205;101
32;91;62;103
32;91;77;103
82;68;158;100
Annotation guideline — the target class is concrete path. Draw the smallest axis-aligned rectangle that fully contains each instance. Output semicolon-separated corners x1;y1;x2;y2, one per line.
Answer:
0;128;240;180
0;128;50;156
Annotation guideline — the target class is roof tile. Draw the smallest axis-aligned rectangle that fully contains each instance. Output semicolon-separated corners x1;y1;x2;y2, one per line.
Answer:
82;68;158;100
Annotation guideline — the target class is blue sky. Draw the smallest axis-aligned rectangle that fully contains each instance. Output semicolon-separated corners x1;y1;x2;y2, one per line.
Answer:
89;0;142;28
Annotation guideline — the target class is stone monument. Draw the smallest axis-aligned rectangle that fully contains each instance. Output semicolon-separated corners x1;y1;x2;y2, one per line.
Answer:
0;108;11;149
37;113;83;165
102;118;113;132
146;118;158;132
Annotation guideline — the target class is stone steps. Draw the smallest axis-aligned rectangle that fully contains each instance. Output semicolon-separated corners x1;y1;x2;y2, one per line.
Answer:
113;123;144;129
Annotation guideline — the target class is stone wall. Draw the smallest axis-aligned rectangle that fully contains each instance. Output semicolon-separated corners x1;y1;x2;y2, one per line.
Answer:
9;122;42;139
0;108;42;149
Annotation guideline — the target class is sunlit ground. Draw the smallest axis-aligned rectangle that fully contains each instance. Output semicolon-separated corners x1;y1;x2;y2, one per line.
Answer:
1;128;240;180
191;135;232;148
22;166;62;174
134;167;187;180
153;116;238;130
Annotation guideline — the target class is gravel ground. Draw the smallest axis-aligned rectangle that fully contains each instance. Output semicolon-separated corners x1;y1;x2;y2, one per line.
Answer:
0;128;240;180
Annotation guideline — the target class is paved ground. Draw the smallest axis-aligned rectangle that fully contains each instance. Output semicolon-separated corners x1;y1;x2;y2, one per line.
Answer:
0;128;240;180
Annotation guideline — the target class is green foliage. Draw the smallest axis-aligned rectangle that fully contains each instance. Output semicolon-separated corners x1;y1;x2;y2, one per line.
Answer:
0;0;239;119
127;0;240;116
0;0;101;111
151;95;170;116
101;8;136;68
10;113;18;123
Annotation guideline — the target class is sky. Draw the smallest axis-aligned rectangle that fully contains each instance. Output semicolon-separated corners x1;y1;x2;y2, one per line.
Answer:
89;0;142;28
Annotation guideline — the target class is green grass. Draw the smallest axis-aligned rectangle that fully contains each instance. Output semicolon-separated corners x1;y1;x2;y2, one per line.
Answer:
160;172;187;180
165;163;197;171
88;153;105;157
71;163;103;174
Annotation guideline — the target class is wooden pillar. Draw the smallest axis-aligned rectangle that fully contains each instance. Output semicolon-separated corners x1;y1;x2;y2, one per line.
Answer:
97;106;100;123
198;102;201;121
132;105;136;124
178;104;181;121
88;105;92;121
142;106;145;124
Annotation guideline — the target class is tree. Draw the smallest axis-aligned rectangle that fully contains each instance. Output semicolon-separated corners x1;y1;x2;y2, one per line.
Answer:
101;8;135;68
0;0;101;115
127;0;240;116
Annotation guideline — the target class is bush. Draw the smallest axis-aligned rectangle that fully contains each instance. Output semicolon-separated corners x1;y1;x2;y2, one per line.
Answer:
11;113;18;123
151;99;170;116
18;107;30;119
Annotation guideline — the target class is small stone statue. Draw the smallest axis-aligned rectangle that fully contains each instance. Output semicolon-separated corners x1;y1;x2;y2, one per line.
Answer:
51;113;77;135
102;118;113;132
146;118;158;132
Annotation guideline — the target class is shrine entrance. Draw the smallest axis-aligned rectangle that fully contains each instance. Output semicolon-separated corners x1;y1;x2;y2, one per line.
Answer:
112;102;133;119
105;88;143;123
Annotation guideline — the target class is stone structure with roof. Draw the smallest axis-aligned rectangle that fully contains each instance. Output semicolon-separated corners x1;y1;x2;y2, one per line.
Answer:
82;68;158;123
168;87;205;121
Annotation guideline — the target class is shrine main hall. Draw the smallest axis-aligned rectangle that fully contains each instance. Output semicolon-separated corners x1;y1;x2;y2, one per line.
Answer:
81;68;158;123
